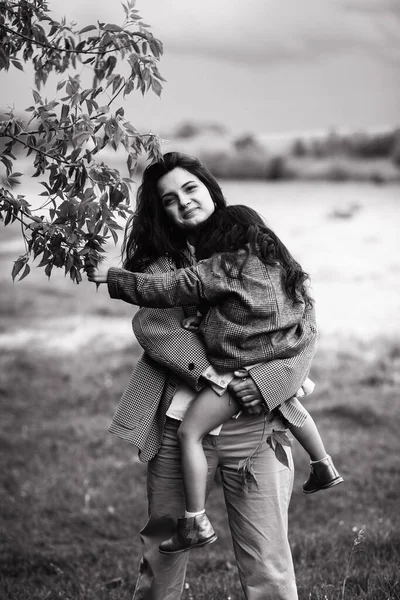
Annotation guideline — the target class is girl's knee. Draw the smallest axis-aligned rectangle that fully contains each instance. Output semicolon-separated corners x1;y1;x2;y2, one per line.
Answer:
177;422;201;445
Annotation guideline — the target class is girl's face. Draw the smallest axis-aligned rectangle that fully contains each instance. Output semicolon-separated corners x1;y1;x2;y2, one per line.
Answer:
157;168;215;235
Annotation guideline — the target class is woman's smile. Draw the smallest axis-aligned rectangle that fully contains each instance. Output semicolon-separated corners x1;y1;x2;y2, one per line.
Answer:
157;167;215;233
182;205;199;219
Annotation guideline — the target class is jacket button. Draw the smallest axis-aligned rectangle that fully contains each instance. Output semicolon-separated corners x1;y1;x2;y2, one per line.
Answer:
188;363;195;371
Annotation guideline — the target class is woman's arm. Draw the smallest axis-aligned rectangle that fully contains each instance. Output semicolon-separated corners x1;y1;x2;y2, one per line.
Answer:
91;256;213;391
234;306;318;411
133;305;211;391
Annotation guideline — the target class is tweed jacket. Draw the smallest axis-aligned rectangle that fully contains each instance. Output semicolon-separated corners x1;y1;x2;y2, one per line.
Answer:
108;255;213;462
108;251;316;373
107;253;317;461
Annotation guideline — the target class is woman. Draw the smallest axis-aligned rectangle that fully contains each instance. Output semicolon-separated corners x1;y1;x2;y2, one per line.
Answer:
89;203;341;555
93;152;317;600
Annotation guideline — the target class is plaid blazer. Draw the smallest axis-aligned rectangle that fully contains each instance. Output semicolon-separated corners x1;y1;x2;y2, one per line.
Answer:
108;255;317;461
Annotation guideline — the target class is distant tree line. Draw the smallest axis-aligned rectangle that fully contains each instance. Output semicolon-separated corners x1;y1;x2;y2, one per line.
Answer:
291;129;400;165
167;123;400;181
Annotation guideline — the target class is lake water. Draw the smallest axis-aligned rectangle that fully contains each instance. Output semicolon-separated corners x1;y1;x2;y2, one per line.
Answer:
220;181;400;345
1;179;399;347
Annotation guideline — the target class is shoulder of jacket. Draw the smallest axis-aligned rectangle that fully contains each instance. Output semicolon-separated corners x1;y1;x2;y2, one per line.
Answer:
146;255;175;274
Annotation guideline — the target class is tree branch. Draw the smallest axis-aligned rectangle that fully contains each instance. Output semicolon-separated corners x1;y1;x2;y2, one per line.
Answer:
3;132;78;166
1;23;149;57
107;79;128;107
0;195;37;230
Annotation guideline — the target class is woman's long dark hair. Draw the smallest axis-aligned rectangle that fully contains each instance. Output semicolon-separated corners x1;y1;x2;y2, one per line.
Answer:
196;204;313;307
122;152;227;272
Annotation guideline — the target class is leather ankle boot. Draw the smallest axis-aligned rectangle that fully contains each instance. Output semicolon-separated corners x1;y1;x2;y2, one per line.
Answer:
303;455;344;494
159;512;218;554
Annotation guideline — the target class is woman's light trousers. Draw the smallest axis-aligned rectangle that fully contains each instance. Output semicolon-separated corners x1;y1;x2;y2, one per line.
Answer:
132;414;298;600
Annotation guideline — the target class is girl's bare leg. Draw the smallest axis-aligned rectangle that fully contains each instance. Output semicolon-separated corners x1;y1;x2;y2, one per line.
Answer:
287;398;327;461
177;388;240;512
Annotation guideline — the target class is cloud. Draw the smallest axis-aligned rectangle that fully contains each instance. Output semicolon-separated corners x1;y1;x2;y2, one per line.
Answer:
139;0;394;64
50;0;397;65
341;0;400;14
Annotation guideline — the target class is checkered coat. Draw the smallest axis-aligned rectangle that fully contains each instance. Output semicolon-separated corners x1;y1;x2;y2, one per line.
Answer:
108;254;317;462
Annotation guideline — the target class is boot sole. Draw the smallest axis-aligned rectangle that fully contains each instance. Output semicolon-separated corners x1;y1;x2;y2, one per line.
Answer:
159;534;218;554
303;476;344;495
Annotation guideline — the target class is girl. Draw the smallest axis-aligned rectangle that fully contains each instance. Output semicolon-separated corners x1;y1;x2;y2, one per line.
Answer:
88;202;342;554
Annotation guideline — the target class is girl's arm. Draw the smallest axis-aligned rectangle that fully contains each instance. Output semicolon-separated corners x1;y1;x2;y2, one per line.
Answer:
105;256;227;308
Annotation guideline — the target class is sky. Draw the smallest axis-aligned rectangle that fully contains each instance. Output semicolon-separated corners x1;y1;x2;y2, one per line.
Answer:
1;0;399;135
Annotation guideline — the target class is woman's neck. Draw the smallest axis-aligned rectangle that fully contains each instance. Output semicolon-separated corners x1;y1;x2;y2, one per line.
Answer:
186;231;197;246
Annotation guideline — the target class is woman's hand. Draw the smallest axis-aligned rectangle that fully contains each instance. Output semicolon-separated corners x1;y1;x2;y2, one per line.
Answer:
86;267;109;284
228;372;269;416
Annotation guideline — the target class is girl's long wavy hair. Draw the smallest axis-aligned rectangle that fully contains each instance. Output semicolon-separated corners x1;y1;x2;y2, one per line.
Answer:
122;152;227;272
195;204;313;307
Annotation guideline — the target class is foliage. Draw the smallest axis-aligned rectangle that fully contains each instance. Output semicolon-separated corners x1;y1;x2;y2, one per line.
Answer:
237;419;292;490
0;0;165;283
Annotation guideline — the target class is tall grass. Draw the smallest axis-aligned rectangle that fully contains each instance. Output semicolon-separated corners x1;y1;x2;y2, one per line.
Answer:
1;336;399;598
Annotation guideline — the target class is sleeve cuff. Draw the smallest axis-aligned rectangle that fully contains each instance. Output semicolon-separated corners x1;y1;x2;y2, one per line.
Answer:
107;267;122;299
201;365;234;395
295;377;315;398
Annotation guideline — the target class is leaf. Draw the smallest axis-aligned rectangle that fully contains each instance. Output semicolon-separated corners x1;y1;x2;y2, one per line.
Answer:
106;218;122;230
45;262;54;279
103;24;122;32
12;258;27;282
109;187;124;209
109;227;118;244
79;25;98;34
61;104;69;121
267;434;276;451
266;432;291;468
32;90;42;104
151;78;162;97
37;251;51;268
18;264;31;282
237;458;248;472
1;156;13;175
237;456;259;491
11;60;24;72
274;443;289;468
49;24;59;37
271;429;292;447
7;177;21;187
124;79;134;95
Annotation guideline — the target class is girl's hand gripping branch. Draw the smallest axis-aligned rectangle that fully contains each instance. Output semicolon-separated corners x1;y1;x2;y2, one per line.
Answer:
86;267;109;284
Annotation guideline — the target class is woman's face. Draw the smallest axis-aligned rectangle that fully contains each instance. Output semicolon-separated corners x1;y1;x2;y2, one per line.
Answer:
157;167;215;234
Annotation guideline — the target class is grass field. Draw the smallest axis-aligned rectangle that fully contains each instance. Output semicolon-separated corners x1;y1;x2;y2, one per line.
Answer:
1;183;400;599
